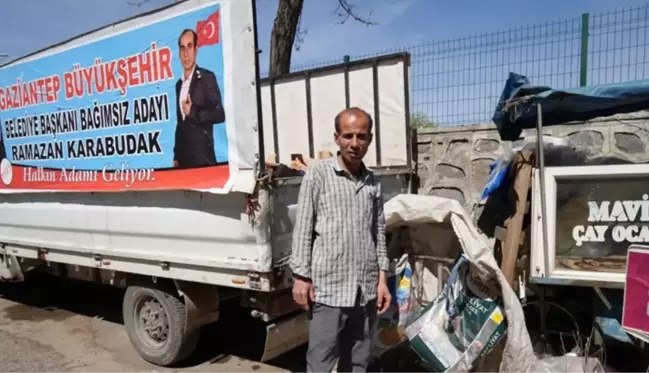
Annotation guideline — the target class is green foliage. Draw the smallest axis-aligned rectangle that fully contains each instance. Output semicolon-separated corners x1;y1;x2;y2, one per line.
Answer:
410;112;437;130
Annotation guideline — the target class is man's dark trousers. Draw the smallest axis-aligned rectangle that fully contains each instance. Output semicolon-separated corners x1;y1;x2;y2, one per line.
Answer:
306;293;377;372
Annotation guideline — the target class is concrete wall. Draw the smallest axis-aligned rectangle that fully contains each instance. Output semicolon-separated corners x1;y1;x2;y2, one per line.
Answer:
415;112;649;211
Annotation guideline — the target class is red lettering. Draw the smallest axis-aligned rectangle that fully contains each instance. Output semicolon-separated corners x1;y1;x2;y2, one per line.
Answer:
158;47;172;80
36;79;46;103
44;77;53;102
82;67;94;95
29;81;38;105
138;52;152;83
64;72;74;100
95;62;105;94
0;88;5;111
152;43;159;81
127;56;138;86
52;75;61;102
74;69;84;99
52;45;177;100
117;59;128;95
105;61;118;92
22;83;31;106
9;85;18;109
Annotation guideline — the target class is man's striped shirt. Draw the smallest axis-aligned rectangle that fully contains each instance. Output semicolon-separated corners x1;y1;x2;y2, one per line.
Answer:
289;156;389;308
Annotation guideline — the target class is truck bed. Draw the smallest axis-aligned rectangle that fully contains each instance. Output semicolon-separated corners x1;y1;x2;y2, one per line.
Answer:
0;168;410;290
0;189;272;287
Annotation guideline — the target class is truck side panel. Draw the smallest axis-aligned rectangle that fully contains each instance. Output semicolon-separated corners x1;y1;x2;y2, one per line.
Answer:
0;190;266;273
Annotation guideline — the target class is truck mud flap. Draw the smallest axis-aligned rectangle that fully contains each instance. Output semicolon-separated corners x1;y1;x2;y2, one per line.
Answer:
260;310;309;362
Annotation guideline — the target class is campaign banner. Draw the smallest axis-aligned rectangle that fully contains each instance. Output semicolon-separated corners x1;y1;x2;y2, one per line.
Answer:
0;2;251;192
621;246;649;341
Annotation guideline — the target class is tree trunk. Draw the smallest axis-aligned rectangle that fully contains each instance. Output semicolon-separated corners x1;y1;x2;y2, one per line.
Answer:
268;0;304;77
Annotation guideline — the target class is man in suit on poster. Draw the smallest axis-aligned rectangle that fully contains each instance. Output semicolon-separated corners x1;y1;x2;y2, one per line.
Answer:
173;28;226;169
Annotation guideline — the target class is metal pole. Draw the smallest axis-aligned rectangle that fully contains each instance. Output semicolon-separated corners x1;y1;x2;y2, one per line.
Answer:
536;102;549;340
579;13;590;87
251;0;266;174
536;103;550;277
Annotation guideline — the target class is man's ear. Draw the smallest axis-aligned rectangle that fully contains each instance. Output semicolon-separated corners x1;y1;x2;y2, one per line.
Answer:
333;132;339;146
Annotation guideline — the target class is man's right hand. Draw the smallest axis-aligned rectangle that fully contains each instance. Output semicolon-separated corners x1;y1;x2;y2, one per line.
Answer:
292;277;315;311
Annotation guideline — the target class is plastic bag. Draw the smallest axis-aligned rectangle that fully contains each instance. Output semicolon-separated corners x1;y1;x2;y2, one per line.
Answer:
480;156;512;201
405;255;507;372
373;255;414;356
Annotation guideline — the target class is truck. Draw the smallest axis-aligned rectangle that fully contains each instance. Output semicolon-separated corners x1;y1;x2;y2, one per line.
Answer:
0;0;414;366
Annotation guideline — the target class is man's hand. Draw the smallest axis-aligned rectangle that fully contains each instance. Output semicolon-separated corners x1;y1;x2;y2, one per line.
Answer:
377;271;392;315
173;160;179;168
182;96;192;116
292;277;315;311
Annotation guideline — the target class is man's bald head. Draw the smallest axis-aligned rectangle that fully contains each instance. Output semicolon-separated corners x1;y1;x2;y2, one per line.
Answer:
334;107;373;134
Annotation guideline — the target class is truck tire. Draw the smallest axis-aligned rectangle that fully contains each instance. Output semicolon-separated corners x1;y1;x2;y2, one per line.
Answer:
123;285;200;366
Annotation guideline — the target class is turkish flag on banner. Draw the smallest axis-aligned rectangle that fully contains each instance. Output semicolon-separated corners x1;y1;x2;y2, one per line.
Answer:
196;10;220;47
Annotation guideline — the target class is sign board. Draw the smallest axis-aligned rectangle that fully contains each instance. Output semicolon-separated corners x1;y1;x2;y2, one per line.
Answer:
0;0;258;193
621;244;649;343
553;177;649;274
529;166;649;287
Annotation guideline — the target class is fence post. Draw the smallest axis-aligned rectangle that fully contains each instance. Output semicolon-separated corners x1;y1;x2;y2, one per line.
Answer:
343;55;350;63
579;13;590;87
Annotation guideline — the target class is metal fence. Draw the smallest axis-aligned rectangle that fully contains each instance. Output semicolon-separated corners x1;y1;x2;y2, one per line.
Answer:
288;3;649;126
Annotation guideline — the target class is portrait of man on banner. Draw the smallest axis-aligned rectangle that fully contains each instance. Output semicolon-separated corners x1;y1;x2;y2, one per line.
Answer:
173;9;227;169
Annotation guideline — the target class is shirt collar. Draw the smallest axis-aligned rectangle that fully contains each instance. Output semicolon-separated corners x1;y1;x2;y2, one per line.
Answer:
182;66;196;82
331;152;370;182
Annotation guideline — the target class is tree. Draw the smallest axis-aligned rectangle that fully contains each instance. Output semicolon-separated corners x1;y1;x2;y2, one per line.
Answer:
268;0;377;77
127;0;376;77
411;112;437;130
268;0;304;78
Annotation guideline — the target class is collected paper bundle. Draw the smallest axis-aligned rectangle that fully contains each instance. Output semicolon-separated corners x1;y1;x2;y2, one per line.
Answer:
405;255;507;372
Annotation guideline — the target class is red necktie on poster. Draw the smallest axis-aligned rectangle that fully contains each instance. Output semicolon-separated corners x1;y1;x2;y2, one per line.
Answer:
196;10;220;47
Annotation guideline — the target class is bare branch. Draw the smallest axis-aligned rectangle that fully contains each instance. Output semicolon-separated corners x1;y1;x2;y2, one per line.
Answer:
293;14;309;51
334;0;378;26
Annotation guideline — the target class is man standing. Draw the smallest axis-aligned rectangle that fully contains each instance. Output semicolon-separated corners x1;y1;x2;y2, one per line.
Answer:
289;107;391;372
173;28;226;169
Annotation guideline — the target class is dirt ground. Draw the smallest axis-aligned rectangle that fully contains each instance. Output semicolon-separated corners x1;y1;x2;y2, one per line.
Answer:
0;273;306;372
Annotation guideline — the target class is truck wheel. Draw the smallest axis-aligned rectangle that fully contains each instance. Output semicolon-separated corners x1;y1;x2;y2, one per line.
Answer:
123;285;200;366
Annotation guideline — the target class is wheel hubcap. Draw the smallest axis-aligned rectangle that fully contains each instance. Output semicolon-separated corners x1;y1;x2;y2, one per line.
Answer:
135;297;169;348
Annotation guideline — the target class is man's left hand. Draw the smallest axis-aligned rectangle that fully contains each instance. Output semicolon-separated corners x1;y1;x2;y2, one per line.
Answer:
182;96;192;116
377;281;391;315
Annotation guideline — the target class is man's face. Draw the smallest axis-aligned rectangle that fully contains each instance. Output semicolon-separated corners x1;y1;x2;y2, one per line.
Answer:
179;32;197;72
334;112;373;165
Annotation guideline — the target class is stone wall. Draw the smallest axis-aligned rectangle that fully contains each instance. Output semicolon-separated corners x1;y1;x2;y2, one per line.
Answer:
415;112;649;211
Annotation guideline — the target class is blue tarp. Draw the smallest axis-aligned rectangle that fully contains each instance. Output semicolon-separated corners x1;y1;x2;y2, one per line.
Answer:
492;72;649;141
